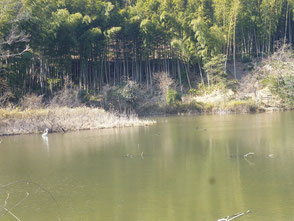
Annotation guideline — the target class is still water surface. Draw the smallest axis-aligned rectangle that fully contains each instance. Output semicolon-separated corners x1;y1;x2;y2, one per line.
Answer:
1;112;294;220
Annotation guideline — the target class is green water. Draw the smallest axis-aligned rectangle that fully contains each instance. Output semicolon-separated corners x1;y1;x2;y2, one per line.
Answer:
1;112;294;220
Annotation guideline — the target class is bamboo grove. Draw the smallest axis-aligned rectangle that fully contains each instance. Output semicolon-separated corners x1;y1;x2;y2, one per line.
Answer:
1;0;294;97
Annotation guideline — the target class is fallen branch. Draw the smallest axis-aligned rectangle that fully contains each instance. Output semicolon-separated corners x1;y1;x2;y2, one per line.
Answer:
0;192;10;214
217;210;251;221
243;152;255;158
4;208;21;221
0;180;58;207
3;192;10;208
0;180;61;220
0;192;29;217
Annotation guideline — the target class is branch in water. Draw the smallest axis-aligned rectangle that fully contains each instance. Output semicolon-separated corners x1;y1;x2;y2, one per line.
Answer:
0;192;29;217
217;210;251;221
243;152;255;158
4;208;21;221
0;180;61;220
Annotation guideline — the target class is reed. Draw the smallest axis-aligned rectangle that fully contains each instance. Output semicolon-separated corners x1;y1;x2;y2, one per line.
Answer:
0;107;156;136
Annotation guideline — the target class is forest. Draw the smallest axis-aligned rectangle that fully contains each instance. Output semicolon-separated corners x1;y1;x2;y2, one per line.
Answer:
1;0;294;107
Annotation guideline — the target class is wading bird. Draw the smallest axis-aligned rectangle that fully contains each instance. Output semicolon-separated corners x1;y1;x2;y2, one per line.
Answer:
42;128;49;137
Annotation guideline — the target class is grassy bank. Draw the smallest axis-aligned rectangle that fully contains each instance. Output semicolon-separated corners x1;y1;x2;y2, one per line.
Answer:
0;107;155;136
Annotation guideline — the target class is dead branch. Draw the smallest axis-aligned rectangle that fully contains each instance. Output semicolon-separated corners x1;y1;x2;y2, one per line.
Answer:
8;192;29;213
217;210;251;221
243;152;255;158
0;180;59;208
1;26;30;46
0;192;29;218
0;44;30;59
4;192;10;209
4;208;21;221
0;180;61;220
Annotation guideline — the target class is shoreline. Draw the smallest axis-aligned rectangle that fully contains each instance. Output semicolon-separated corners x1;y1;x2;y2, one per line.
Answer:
0;104;290;137
0;107;156;137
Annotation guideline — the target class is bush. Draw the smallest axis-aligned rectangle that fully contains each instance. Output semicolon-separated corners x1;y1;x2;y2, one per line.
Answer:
203;54;227;85
153;72;174;102
103;81;142;113
256;45;294;107
49;87;81;108
189;83;226;96
224;99;257;113
19;94;44;109
0;92;14;107
166;89;181;105
78;90;90;103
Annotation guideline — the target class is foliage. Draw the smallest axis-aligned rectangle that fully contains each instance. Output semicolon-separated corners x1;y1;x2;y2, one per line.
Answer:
49;88;81;108
153;72;174;96
1;0;294;106
166;89;181;106
103;81;141;113
257;45;294;106
189;82;226;96
203;54;227;85
224;99;257;113
19;94;44;109
78;90;90;103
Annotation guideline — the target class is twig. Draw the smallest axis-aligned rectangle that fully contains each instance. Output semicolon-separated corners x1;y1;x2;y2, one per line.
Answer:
244;156;255;166
0;192;28;220
243;152;255;158
4;208;21;221
3;192;10;209
1;192;29;217
0;180;60;212
0;180;61;220
217;210;251;221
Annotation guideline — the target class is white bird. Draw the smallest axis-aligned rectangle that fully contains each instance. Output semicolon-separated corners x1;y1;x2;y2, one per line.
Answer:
42;128;49;137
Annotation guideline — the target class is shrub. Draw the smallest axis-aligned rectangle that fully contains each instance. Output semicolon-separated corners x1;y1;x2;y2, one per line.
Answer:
19;94;44;109
166;89;181;105
0;92;14;107
78;90;90;103
103;81;142;113
255;45;294;107
203;54;227;85
153;72;174;102
49;87;81;108
224;99;257;113
189;82;226;96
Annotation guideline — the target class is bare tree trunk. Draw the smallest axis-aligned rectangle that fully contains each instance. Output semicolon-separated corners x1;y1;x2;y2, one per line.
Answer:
184;63;191;89
177;59;182;92
284;0;289;46
198;62;204;85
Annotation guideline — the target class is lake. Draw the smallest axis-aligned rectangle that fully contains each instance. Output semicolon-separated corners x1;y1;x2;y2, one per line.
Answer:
1;112;294;220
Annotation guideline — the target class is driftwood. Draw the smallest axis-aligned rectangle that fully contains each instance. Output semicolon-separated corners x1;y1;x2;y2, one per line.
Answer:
0;191;29;221
243;152;255;158
217;210;250;221
0;180;61;220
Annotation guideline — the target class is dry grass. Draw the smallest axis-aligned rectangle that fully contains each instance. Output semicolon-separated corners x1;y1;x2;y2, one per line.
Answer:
0;107;156;136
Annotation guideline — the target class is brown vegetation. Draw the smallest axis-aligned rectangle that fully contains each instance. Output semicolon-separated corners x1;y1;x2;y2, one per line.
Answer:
0;107;155;136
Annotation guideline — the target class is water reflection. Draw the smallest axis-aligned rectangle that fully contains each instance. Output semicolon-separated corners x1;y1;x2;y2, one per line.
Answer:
42;136;49;151
0;112;294;220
